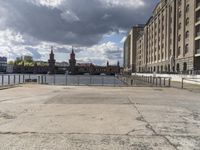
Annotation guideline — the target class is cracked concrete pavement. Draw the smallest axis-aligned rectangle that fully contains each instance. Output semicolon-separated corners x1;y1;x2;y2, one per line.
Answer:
0;84;200;149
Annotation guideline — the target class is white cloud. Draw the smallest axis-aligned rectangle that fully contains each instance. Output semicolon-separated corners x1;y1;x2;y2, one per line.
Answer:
77;41;122;65
29;0;64;7
120;36;126;44
102;0;145;8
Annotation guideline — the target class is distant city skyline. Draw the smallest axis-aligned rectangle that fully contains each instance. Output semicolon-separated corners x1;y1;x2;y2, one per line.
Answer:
0;0;159;65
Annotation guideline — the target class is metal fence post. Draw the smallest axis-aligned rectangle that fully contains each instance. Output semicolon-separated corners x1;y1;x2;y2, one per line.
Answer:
2;75;4;86
153;77;155;85
41;76;44;84
65;74;68;86
23;75;25;83
14;75;16;85
8;75;10;85
156;77;158;86
44;75;47;84
90;76;92;85
181;78;184;89
164;78;166;87
169;78;171;87
53;74;56;85
159;77;162;87
19;75;21;84
77;76;80;86
37;76;40;84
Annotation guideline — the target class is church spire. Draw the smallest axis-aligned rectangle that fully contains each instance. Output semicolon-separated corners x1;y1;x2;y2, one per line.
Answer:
72;46;75;54
107;61;109;67
70;46;75;60
51;46;54;54
117;61;120;67
48;46;56;74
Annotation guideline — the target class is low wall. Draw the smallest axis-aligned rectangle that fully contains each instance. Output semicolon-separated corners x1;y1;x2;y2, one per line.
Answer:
133;73;200;85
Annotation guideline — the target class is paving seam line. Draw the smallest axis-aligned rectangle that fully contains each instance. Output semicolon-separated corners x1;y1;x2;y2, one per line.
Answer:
128;96;179;150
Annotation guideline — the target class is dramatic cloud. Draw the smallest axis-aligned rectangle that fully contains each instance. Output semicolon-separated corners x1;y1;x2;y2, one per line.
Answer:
0;0;159;65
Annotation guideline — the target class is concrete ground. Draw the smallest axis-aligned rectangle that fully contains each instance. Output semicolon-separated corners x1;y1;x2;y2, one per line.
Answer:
0;85;200;150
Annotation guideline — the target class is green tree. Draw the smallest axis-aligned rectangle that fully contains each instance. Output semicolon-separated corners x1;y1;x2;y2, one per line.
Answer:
8;60;14;65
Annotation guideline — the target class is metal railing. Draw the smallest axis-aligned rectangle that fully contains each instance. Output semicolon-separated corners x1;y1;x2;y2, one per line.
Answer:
37;75;125;87
0;74;27;87
181;78;200;89
119;75;171;87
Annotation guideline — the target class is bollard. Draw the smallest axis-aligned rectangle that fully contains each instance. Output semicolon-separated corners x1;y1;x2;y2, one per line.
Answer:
77;76;80;86
41;76;44;84
65;74;68;86
169;78;171;87
8;75;10;85
164;78;166;87
153;77;155;85
159;77;162;87
44;75;47;84
156;78;158;87
90;76;92;85
102;76;104;86
37;76;40;84
53;75;56;85
181;78;184;89
14;75;16;85
23;75;25;83
2;75;4;86
19;75;21;84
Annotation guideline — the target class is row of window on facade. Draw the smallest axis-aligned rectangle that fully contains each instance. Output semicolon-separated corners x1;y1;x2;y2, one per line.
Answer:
138;62;188;73
146;45;189;63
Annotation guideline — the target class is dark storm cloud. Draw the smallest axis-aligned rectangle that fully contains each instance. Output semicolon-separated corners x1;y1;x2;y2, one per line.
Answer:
0;0;159;47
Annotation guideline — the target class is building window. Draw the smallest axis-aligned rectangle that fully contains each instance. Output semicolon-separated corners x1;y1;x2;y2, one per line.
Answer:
178;0;181;6
178;10;182;18
183;62;187;71
185;31;189;38
185;44;189;54
178;34;181;41
186;4;189;12
178;22;181;30
157;66;160;73
161;66;163;73
186;17;189;25
177;47;181;56
176;63;180;72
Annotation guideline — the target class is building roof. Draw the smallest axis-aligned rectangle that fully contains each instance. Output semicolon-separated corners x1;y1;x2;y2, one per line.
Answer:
77;63;94;67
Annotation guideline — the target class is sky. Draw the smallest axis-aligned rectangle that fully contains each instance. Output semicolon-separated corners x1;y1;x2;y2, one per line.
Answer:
0;0;159;66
